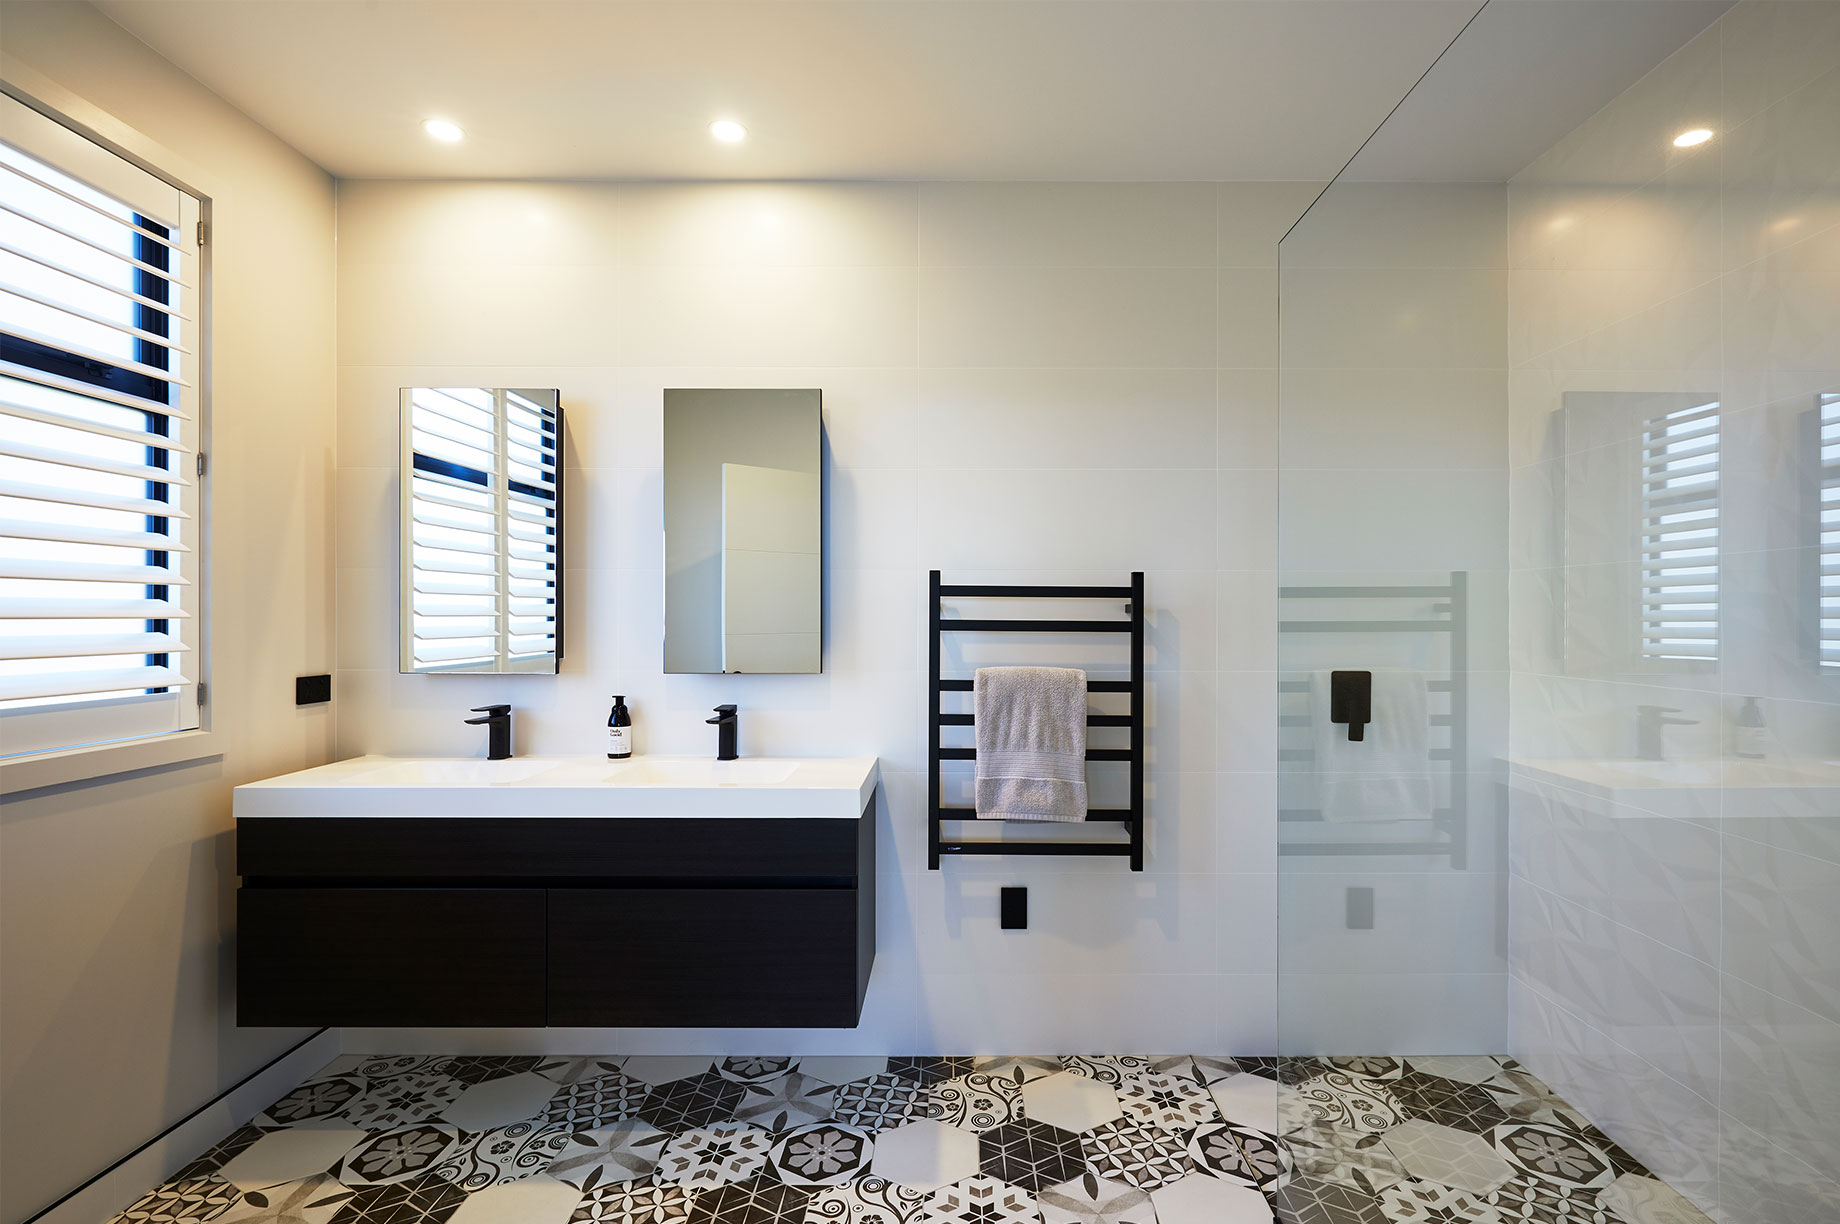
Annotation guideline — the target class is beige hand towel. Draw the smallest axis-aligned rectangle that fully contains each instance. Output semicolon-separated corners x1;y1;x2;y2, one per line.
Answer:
974;665;1089;822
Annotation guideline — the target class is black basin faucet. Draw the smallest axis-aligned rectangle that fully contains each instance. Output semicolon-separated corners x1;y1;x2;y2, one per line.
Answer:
465;704;513;760
707;704;739;761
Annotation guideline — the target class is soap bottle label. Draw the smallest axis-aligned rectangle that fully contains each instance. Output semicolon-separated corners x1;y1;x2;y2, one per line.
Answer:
608;726;633;759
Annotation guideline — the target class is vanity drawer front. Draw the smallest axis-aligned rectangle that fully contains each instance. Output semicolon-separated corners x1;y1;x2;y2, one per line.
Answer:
548;887;868;1028
238;888;546;1027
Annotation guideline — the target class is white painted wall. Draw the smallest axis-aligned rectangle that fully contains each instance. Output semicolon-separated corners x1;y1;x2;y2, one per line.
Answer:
1274;182;1512;1054
333;178;1320;1056
0;4;338;1222
1506;3;1840;1219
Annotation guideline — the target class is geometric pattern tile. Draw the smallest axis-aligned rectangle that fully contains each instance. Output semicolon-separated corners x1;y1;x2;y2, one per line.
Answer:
1079;1116;1195;1190
111;1053;1711;1224
1382;1120;1517;1196
977;1120;1086;1191
1037;1172;1156;1224
922;1175;1039;1224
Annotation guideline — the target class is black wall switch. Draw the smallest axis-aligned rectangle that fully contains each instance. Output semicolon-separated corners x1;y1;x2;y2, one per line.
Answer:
295;674;332;706
1000;886;1028;930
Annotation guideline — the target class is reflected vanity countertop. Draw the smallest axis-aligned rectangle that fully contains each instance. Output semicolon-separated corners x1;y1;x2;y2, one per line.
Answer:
1505;756;1838;820
233;754;880;820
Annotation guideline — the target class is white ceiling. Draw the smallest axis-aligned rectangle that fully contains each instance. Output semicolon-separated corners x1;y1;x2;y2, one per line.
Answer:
92;0;1727;183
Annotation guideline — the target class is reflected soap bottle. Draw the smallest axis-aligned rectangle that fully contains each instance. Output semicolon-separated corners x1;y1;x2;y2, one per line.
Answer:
607;695;634;759
1733;696;1767;760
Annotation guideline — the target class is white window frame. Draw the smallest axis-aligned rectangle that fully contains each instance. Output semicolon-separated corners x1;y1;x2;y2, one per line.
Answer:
0;86;214;795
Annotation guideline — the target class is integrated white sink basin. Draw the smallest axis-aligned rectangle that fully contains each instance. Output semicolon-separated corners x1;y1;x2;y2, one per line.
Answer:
234;755;879;820
1508;755;1838;822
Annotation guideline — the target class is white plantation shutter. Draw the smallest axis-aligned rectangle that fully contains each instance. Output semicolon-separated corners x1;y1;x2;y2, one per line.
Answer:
0;93;203;756
1820;392;1839;671
402;388;560;672
1639;398;1720;663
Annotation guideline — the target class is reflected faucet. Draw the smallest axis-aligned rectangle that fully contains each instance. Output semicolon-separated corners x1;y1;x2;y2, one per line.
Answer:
465;704;513;760
707;704;739;761
1635;704;1697;761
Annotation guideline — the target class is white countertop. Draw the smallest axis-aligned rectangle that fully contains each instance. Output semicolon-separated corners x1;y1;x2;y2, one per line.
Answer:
233;755;880;820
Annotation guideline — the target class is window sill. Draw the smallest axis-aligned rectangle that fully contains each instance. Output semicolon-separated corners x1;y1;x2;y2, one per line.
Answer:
0;729;221;796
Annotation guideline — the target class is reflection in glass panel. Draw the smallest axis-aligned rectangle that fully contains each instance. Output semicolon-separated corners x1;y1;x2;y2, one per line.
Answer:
399;387;562;674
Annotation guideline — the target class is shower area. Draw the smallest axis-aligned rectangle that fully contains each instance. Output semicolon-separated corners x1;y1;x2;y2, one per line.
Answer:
1270;3;1838;1222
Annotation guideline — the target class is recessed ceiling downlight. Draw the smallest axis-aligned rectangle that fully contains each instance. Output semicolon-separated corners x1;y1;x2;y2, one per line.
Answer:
423;118;464;143
1673;127;1713;148
710;120;748;144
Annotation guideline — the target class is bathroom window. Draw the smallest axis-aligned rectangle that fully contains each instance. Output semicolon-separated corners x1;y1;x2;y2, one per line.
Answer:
0;94;205;760
1821;392;1839;671
1639;398;1720;663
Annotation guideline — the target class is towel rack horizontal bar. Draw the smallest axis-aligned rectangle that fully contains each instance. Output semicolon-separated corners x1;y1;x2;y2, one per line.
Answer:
1278;713;1453;728
1279;747;1454;762
939;747;1134;762
1280;807;1454;822
1279;840;1455;856
939;678;1135;693
1280;585;1454;599
936;806;1134;823
940;712;1134;728
941;618;1133;633
1280;620;1453;633
940;584;1133;599
1279;679;1455;693
937;842;1134;858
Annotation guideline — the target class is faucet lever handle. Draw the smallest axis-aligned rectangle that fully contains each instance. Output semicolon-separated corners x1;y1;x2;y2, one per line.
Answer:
470;704;511;717
708;704;738;724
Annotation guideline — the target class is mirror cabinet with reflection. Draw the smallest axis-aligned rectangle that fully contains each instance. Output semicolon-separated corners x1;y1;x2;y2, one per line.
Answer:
399;387;564;674
663;388;822;674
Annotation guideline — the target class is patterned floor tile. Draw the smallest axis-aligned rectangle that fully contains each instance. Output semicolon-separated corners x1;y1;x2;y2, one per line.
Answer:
870;1121;980;1194
977;1119;1085;1191
887;1058;972;1088
801;1177;928;1224
1281;1120;1407;1193
1404;1057;1508;1087
1269;1174;1388;1224
431;1122;574;1190
539;1058;629;1088
638;1072;749;1132
734;1072;837;1131
1390;1072;1512;1135
623;1058;718;1087
338;1127;463;1187
971;1056;1063;1084
687;1177;810;1224
1377;1179;1504;1222
1382;1121;1516;1196
1146;1172;1272;1223
1595;1173;1713;1224
1491;1123;1617;1192
717;1057;797;1084
658;1123;775;1189
326;1175;468;1224
548;1123;669;1191
1482;1180;1613;1223
768;1124;874;1187
568;1178;697;1224
827;1072;929;1131
545;1072;649;1129
1189;1057;1241;1086
921;1176;1036;1224
344;1074;466;1133
444;1176;582;1224
175;1126;273;1181
1114;1071;1219;1133
214;1176;354;1224
924;1073;1023;1132
1186;1122;1289;1190
1325;1057;1407;1082
1235;1057;1329;1086
1209;1073;1280;1134
262;1079;368;1128
1479;1069;1589;1129
1020;1071;1123;1133
1080;1116;1195;1190
111;1179;245;1224
1287;1072;1405;1136
797;1057;892;1088
1036;1173;1155;1224
436;1057;548;1088
218;1128;367;1191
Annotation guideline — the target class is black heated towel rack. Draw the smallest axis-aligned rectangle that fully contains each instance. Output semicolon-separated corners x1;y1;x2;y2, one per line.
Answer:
928;570;1146;871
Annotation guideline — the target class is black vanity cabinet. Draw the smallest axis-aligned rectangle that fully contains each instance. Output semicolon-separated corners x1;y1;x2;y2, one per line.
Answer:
235;808;874;1028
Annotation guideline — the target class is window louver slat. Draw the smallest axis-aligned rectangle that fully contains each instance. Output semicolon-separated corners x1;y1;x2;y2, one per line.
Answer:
1820;393;1839;670
1;97;203;758
1640;399;1720;663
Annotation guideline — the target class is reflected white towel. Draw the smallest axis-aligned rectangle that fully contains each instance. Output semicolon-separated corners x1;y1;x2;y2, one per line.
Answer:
1309;668;1433;822
974;666;1088;822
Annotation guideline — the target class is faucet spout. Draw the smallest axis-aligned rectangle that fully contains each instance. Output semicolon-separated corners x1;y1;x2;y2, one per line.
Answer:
1635;704;1697;762
465;704;513;760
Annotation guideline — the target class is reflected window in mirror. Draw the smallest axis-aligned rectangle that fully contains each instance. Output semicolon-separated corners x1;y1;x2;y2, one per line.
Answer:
400;387;563;674
1820;391;1839;672
1639;397;1720;666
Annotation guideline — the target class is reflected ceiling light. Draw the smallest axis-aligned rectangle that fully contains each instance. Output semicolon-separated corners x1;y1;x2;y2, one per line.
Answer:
423;118;464;143
710;119;748;144
1673;127;1713;148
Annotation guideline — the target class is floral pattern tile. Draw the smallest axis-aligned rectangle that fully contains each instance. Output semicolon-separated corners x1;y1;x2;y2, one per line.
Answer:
108;1052;1713;1224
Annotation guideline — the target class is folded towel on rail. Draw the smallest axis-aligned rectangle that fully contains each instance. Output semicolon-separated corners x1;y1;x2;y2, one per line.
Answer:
974;665;1089;822
1309;668;1433;822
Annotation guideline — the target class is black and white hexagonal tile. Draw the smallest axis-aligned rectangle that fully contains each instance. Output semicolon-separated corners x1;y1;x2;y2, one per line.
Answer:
1079;1116;1195;1190
546;1122;669;1191
731;1072;835;1131
887;1057;972;1088
925;1072;1023;1133
656;1123;774;1190
544;1073;649;1129
765;1123;873;1187
568;1178;696;1224
716;1057;795;1085
977;1119;1085;1192
428;1121;573;1190
801;1177;929;1224
337;1126;462;1188
827;1072;929;1132
1036;1172;1156;1224
110;1179;244;1224
684;1177;808;1224
922;1176;1038;1224
637;1072;748;1133
1113;1072;1219;1134
325;1174;468;1224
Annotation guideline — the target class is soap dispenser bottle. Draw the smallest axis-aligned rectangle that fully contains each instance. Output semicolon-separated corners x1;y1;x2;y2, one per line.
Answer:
607;695;634;759
1733;696;1767;760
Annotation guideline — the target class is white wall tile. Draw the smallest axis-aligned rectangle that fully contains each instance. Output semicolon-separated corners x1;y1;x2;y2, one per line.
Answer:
918;265;1216;368
919;182;1216;268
